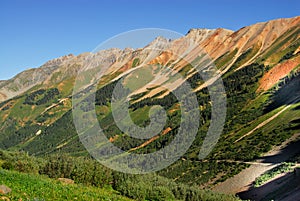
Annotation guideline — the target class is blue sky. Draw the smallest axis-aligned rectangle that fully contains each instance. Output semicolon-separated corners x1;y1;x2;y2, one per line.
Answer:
0;0;299;80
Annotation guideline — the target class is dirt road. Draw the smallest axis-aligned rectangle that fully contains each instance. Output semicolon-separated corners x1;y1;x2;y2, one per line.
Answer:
213;133;300;194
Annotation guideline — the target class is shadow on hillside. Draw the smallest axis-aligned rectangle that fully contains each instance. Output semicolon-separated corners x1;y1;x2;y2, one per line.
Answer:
238;138;300;200
293;105;300;110
264;75;300;113
257;139;300;164
238;171;300;201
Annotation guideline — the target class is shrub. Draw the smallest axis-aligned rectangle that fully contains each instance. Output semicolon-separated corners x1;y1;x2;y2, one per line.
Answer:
0;150;42;174
41;154;74;178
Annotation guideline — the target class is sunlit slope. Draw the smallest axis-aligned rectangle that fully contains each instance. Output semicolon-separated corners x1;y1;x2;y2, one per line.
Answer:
0;16;299;187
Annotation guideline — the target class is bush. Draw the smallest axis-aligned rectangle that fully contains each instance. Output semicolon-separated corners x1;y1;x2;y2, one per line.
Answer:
254;162;295;187
112;172;240;201
0;150;241;201
41;154;75;178
70;158;112;188
0;150;43;174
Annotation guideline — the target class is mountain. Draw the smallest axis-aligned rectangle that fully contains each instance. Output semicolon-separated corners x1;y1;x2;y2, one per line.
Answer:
0;16;299;196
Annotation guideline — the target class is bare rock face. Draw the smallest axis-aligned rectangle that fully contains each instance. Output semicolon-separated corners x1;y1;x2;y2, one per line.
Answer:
186;28;218;43
43;54;75;67
0;185;11;195
0;54;75;102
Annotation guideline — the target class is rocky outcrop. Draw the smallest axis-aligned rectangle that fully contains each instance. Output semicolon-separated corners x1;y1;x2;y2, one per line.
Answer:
57;178;75;185
0;16;299;102
0;185;11;195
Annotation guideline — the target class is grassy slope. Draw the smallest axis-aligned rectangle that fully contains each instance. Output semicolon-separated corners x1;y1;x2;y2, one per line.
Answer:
0;169;131;201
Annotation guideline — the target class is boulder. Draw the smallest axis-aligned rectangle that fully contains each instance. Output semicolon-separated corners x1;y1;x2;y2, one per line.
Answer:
0;185;11;195
57;178;74;185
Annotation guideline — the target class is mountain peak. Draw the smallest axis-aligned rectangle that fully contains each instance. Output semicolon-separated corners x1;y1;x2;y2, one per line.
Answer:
185;28;221;43
42;53;75;68
149;36;170;44
186;28;215;35
145;36;171;50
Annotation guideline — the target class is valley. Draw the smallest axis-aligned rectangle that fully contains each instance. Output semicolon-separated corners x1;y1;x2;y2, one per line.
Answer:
0;16;300;200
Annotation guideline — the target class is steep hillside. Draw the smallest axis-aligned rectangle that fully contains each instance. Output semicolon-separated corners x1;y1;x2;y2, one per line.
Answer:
0;150;240;201
0;169;132;201
0;16;299;193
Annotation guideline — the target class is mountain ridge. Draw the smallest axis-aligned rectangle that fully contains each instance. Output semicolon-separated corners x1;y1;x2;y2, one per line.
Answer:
1;16;299;102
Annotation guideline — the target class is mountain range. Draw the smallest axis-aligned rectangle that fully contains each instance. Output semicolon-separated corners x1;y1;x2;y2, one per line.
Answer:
0;16;299;200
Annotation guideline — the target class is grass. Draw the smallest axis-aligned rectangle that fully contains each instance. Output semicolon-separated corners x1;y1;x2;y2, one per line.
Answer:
232;44;261;69
0;168;131;201
130;106;151;126
214;49;238;69
132;58;140;67
8;96;45;123
259;102;300;135
55;77;75;97
225;102;300;161
123;66;154;91
0;150;242;201
231;104;285;141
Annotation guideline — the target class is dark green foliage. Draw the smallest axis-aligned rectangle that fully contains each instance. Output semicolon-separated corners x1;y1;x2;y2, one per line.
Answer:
224;63;264;96
24;88;59;105
130;91;178;110
254;162;295;187
0;122;41;149
112;172;240;201
22;111;79;155
95;80;118;105
129;91;149;102
222;63;265;128
24;89;46;105
186;70;205;88
112;173;175;200
0;150;43;174
279;51;294;62
214;49;238;69
0;150;240;201
0;99;11;108
232;48;253;69
41;154;112;188
36;88;60;105
132;58;140;67
279;38;300;62
218;121;295;162
1;102;13;111
41;154;75;179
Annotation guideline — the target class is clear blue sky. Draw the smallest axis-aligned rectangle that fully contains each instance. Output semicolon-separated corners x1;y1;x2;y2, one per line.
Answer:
1;0;299;80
